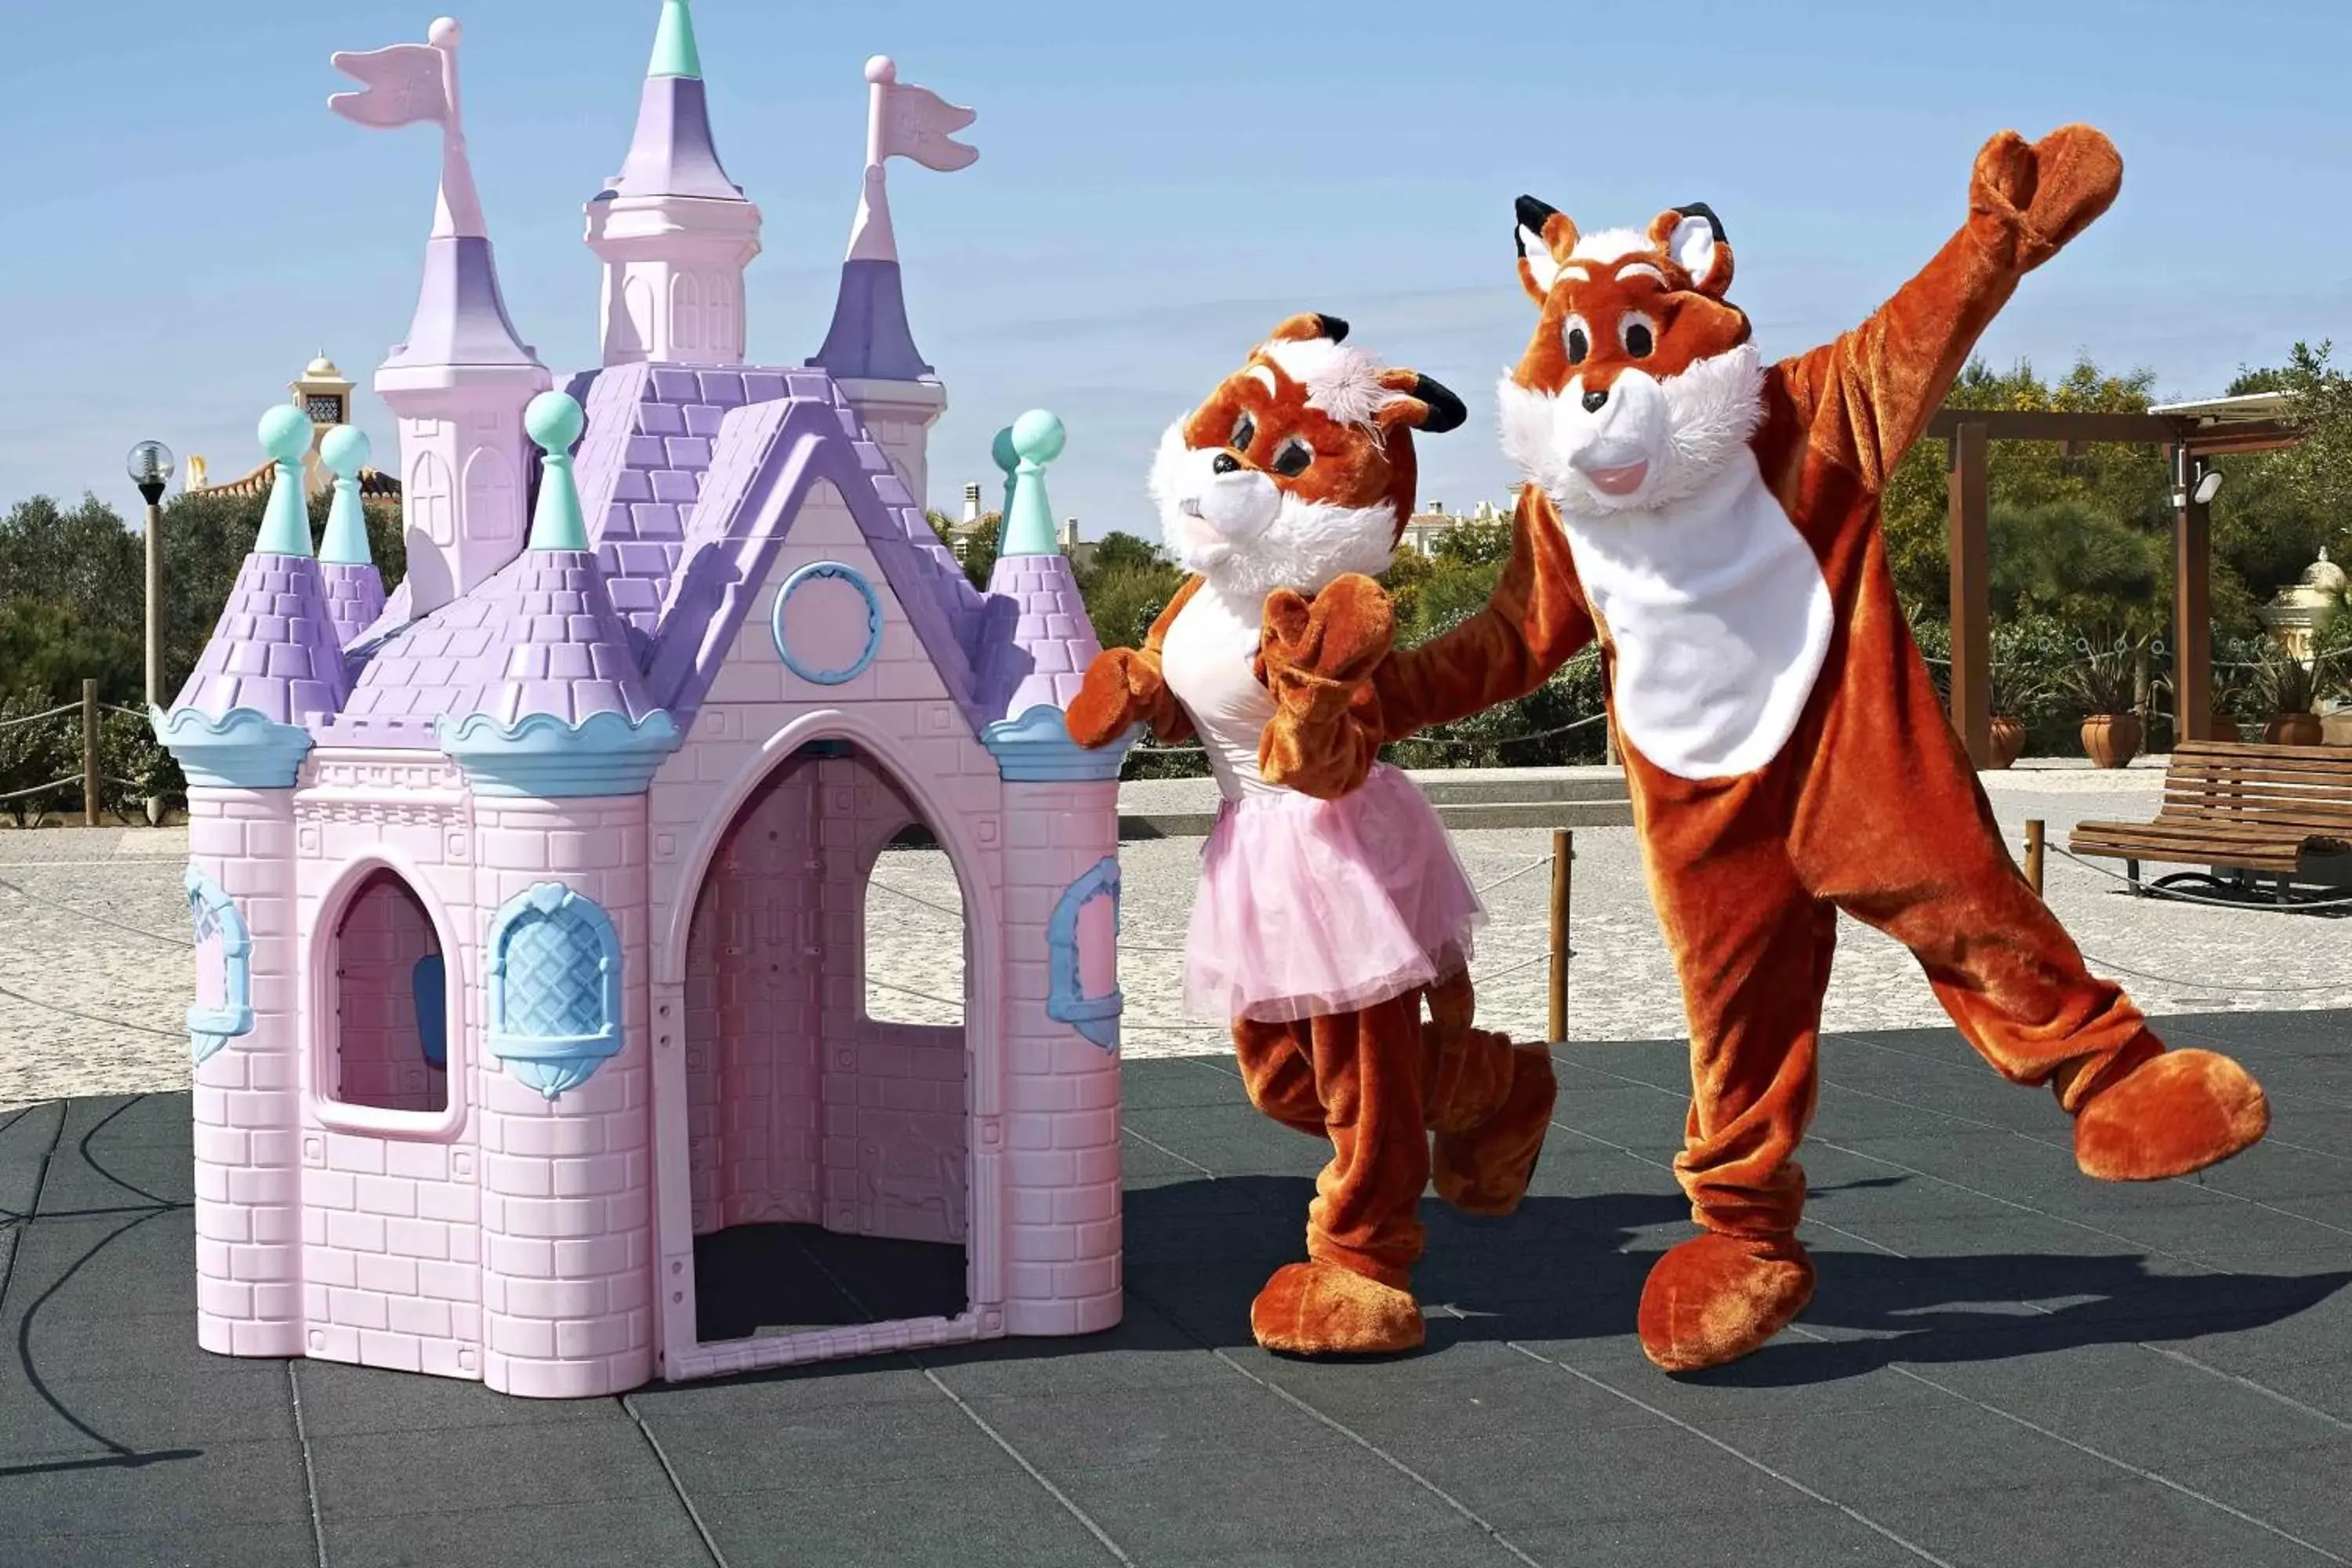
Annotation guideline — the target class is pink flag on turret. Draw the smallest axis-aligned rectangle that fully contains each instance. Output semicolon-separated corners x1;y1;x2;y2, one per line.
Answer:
328;42;449;129
877;78;978;172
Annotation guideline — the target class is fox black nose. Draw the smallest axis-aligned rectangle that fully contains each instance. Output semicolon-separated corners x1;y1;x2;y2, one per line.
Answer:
1212;451;1241;474
1581;387;1609;413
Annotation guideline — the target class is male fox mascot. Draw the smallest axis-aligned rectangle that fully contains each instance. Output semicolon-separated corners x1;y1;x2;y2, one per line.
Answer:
1255;125;2271;1373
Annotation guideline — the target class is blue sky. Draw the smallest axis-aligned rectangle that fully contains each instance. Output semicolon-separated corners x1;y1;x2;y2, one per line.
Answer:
3;0;2347;539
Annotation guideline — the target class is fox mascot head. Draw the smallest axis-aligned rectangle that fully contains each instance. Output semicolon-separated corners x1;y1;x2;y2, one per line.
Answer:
1149;312;1467;600
1497;197;1766;517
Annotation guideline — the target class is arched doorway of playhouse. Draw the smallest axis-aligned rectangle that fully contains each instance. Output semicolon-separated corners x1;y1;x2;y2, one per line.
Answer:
652;711;1001;1370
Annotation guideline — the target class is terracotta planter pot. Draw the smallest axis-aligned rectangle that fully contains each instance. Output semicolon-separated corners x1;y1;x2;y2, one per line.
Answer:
2211;709;2241;742
1987;715;2027;770
2081;713;2142;769
2264;710;2325;746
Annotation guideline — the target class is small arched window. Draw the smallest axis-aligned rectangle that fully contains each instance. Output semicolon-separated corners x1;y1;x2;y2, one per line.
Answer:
1045;857;1123;1051
487;882;622;1101
185;867;254;1066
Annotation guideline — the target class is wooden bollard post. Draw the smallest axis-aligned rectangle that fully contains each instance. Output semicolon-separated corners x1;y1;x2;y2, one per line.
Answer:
82;679;100;828
2024;818;2045;896
1548;828;1573;1043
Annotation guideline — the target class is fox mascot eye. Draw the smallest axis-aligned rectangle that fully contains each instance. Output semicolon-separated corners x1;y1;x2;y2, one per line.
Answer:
1232;412;1256;451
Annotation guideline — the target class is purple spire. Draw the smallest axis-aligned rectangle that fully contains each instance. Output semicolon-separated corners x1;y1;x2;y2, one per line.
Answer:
602;74;746;203
172;554;352;730
382;236;542;372
808;258;933;381
321;562;388;648
455;551;665;731
975;554;1101;720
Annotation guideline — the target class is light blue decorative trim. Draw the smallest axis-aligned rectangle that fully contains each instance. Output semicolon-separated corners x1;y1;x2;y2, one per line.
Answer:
487;882;624;1101
435;708;683;798
771;561;884;686
412;953;448;1071
152;703;314;789
184;866;255;1065
980;706;1139;782
1045;856;1124;1052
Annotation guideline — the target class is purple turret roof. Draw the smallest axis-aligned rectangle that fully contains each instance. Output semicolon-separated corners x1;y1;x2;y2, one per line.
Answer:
975;553;1101;720
808;259;933;382
172;554;351;728
321;562;387;649
601;75;746;204
382;236;542;372
458;550;664;729
331;548;659;742
321;364;998;748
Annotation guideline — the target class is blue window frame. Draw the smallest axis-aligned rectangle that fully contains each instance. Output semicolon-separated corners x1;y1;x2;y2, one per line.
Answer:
184;866;255;1066
486;881;623;1101
1045;857;1123;1052
771;561;884;685
412;953;448;1071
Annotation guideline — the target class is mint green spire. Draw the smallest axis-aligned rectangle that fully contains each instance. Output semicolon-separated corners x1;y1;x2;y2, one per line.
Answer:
317;425;374;565
648;0;702;78
998;410;1066;557
991;423;1020;534
254;405;315;557
524;392;590;552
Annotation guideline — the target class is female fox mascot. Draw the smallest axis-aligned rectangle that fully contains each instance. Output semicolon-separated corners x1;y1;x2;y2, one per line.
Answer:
1064;314;1559;1356
1254;126;2272;1373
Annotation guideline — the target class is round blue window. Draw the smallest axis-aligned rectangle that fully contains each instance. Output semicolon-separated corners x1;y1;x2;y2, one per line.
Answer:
771;561;884;685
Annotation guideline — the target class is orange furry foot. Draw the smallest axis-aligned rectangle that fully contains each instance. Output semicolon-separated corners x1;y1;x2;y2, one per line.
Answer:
1250;1261;1425;1357
1432;1043;1557;1217
2074;1048;2270;1181
1637;1232;1815;1374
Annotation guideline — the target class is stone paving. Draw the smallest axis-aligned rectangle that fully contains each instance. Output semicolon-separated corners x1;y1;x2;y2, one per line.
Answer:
5;758;2350;1109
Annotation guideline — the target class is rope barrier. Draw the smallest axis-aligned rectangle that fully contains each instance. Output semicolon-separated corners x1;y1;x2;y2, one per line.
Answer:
0;982;182;1039
100;705;150;722
1130;706;1613;759
0;775;83;804
1471;856;1553;897
866;880;964;923
2048;842;2352;913
0;878;193;949
0;704;79;732
863;976;965;1011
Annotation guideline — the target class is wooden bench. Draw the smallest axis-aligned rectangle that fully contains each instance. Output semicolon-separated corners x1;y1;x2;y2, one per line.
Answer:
2068;740;2352;900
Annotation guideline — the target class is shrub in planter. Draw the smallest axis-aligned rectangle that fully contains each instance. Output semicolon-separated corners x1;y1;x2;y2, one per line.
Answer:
2255;648;2324;746
2063;632;2148;768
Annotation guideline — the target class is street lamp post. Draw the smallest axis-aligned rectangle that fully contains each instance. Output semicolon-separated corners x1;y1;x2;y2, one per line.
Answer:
125;440;174;824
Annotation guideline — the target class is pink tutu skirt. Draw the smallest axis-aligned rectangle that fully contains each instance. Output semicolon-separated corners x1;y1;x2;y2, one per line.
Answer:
1184;763;1485;1025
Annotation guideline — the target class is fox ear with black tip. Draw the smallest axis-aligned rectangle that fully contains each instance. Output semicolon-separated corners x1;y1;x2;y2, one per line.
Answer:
1374;368;1467;434
1266;312;1352;344
1646;202;1734;297
1514;194;1580;303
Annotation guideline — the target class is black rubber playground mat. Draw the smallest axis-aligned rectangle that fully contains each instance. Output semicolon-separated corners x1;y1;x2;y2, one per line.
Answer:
1;1010;2347;1566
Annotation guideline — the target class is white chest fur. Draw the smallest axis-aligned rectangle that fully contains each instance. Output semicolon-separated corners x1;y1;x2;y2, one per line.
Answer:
1160;581;1280;798
1558;456;1835;782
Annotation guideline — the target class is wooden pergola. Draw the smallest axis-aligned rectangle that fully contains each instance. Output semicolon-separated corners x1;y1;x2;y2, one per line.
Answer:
1925;391;2303;768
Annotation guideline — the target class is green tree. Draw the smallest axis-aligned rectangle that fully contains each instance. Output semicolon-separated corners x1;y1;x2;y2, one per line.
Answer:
1431;518;1512;569
1987;497;2167;634
1881;354;2169;615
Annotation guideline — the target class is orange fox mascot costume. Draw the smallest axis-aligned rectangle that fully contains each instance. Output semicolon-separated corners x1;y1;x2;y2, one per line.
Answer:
1256;126;2273;1373
1065;314;1559;1356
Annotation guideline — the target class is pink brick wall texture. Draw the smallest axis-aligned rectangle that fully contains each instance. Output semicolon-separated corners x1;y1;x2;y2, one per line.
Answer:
191;788;307;1359
474;796;656;1399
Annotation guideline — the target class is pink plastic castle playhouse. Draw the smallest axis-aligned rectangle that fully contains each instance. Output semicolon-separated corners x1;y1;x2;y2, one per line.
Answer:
152;5;1136;1397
